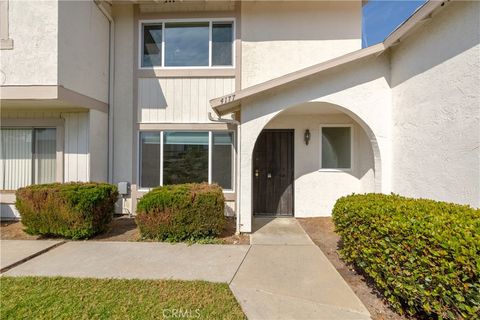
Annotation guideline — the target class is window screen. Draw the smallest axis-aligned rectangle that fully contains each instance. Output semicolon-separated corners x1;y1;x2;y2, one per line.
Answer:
212;132;233;189
212;22;233;66
142;24;162;67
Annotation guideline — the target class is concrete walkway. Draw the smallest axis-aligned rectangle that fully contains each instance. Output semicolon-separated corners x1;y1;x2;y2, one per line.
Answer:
1;218;370;319
231;218;370;319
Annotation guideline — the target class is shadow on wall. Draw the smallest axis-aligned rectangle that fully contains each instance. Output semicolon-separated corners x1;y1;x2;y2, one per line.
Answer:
138;78;167;110
390;1;479;87
265;103;376;182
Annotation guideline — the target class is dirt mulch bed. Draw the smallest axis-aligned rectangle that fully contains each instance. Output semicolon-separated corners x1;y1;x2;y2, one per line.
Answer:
297;217;409;320
1;221;41;240
1;216;249;245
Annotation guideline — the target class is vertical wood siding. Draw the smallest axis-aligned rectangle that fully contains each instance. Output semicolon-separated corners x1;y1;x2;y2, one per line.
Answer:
63;113;89;182
138;77;235;123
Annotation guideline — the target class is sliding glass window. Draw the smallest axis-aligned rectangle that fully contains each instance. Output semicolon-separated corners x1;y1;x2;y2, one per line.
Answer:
0;128;56;190
141;20;234;68
138;131;234;190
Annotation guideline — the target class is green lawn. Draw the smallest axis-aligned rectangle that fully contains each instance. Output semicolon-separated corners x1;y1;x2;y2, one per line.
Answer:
0;276;245;320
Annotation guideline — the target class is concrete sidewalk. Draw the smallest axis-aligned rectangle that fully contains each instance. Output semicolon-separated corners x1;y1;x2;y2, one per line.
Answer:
0;240;63;271
4;241;250;283
2;218;370;319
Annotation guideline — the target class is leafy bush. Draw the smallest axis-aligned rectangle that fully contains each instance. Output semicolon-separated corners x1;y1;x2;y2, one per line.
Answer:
16;182;118;239
332;194;480;319
136;183;225;242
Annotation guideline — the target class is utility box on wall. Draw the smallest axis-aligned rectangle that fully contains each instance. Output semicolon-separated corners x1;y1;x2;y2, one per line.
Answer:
117;181;130;196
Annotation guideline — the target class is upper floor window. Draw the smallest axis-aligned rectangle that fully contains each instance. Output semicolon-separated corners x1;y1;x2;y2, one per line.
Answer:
141;19;234;68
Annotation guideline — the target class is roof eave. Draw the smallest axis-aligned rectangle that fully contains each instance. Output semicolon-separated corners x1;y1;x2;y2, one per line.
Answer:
210;43;385;116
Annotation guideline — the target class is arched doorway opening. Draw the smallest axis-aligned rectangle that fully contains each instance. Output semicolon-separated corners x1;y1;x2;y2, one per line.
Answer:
250;101;379;217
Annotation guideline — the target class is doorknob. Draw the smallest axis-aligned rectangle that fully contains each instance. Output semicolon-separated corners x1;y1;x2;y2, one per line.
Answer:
267;173;272;179
255;169;259;177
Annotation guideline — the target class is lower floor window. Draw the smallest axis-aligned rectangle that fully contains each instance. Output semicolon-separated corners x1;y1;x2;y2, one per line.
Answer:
320;126;352;170
163;132;209;185
139;130;234;190
0;128;57;189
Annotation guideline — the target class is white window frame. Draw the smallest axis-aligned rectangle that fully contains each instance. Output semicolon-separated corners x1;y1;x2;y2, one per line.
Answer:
137;130;236;193
138;18;236;70
318;124;354;172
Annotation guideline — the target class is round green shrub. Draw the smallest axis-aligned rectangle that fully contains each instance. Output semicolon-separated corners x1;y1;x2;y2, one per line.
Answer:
135;183;225;242
15;182;118;239
332;193;480;319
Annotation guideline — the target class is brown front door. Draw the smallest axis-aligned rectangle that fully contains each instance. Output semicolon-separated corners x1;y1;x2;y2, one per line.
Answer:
253;129;294;216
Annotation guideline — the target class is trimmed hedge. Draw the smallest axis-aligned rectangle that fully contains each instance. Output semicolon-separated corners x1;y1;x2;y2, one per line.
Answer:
136;183;225;242
16;182;118;239
332;194;480;319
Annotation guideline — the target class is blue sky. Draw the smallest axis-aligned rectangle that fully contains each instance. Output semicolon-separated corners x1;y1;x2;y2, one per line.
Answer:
362;0;426;47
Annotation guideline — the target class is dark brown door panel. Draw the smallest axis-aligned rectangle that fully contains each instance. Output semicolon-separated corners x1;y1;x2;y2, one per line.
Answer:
253;129;294;216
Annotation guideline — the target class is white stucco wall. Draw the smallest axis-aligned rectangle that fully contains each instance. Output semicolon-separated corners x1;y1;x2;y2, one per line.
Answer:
264;110;375;216
58;0;109;103
0;0;58;85
390;1;480;207
241;1;361;87
238;54;391;232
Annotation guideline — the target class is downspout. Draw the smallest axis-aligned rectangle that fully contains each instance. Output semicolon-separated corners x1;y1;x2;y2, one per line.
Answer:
94;0;115;183
208;112;242;234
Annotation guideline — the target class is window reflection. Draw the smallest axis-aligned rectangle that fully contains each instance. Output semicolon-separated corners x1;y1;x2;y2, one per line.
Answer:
164;22;209;67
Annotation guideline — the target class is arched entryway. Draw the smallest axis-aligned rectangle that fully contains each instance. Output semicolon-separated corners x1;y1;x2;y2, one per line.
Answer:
249;101;380;218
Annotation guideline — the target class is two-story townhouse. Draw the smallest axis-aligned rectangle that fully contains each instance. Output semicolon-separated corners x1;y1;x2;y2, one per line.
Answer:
1;0;479;234
0;0;110;218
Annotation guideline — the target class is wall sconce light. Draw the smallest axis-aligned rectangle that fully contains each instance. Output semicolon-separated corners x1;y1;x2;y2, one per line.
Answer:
304;129;311;145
